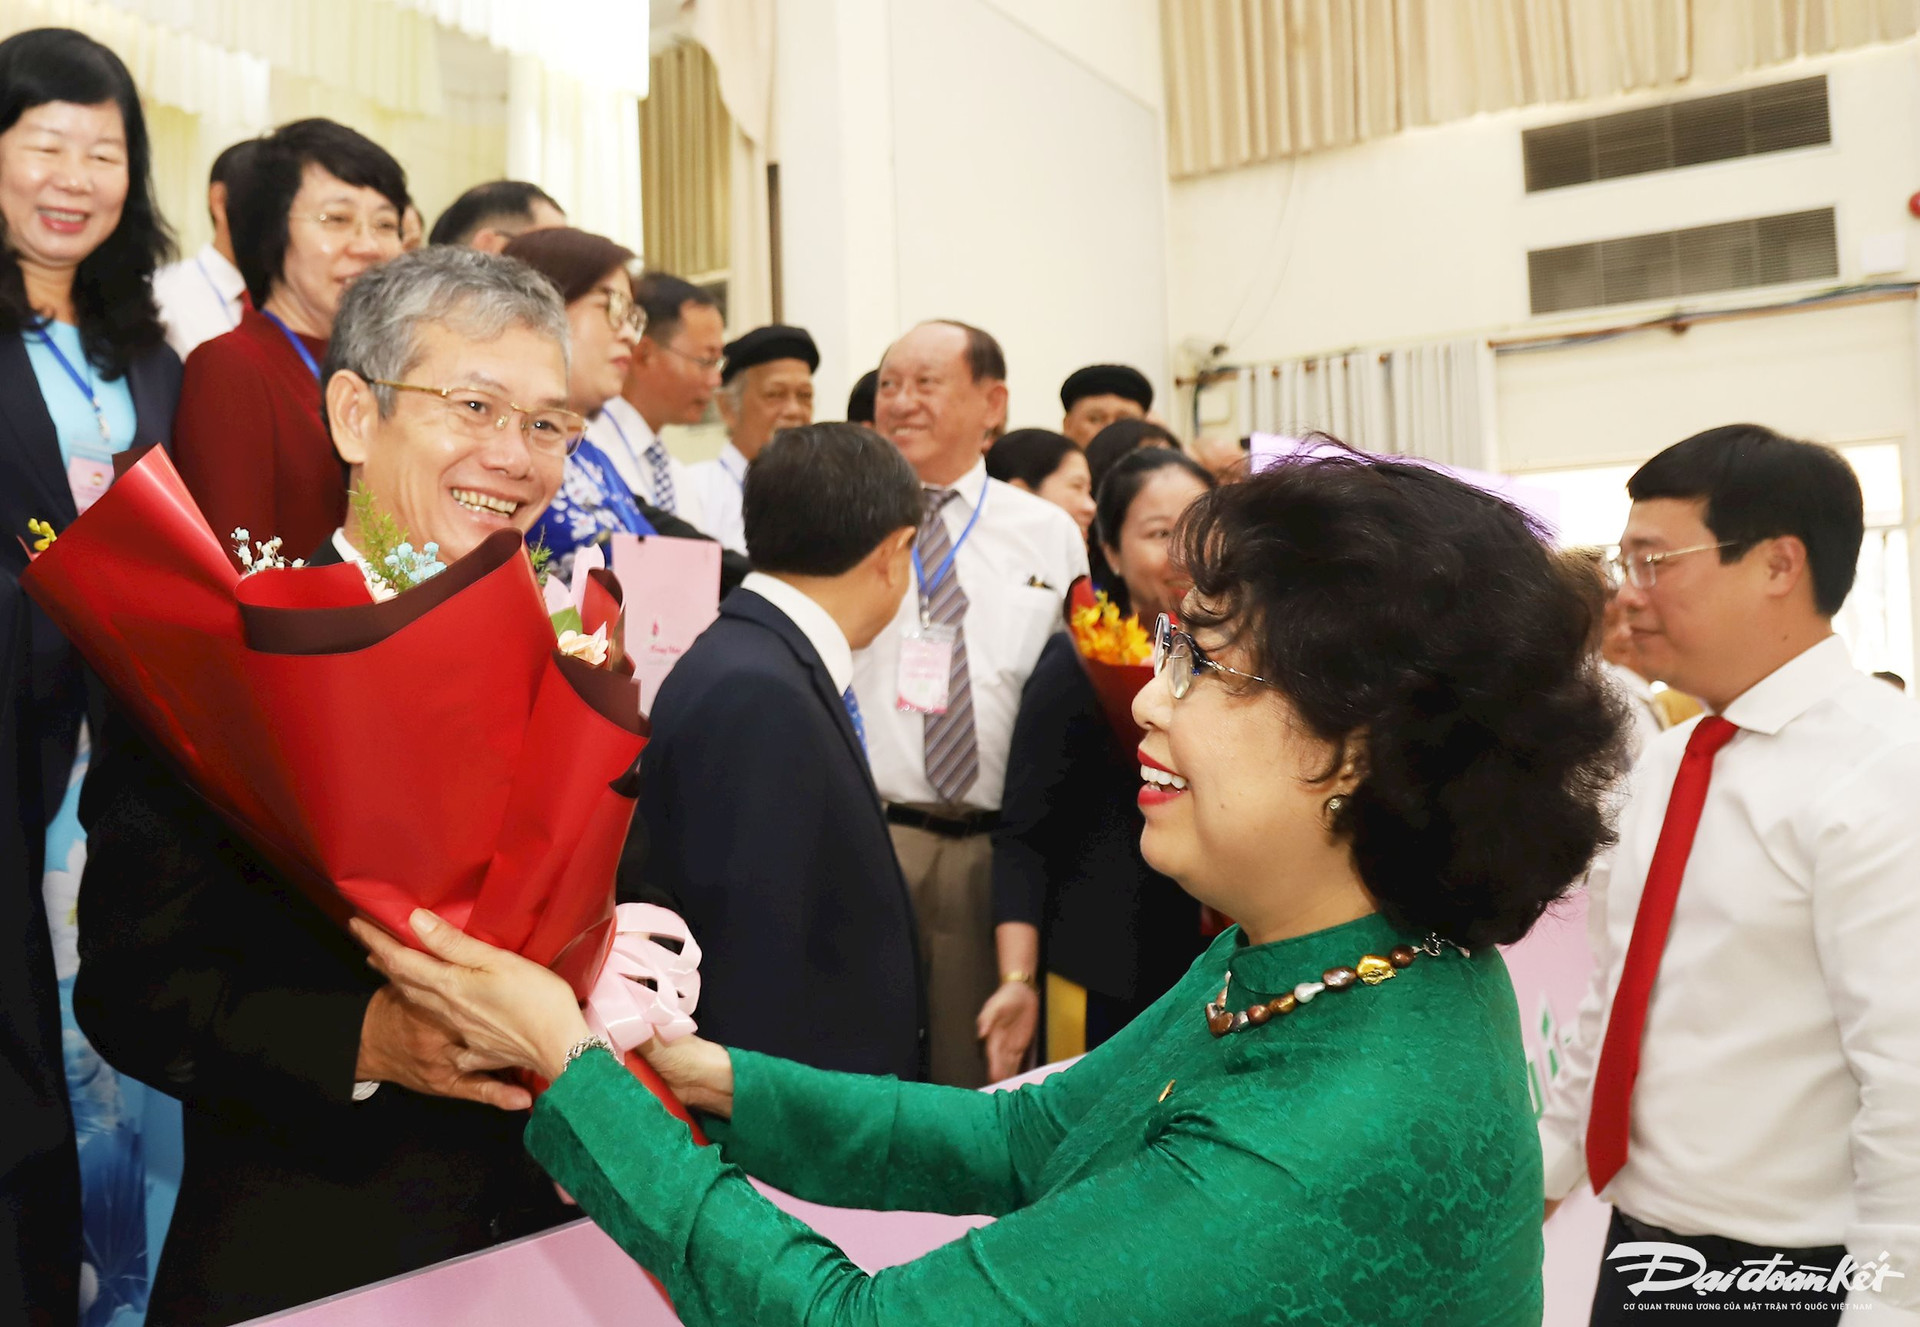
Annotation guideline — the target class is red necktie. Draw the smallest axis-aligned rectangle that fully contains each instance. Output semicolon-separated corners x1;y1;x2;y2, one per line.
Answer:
1585;714;1740;1195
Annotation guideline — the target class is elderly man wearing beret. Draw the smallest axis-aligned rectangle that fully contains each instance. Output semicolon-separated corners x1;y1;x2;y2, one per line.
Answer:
1058;363;1153;448
688;324;820;553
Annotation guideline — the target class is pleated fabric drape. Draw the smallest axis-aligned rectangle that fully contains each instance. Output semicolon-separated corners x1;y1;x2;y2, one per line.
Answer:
1162;0;1919;177
1240;336;1497;469
0;0;647;253
639;1;777;334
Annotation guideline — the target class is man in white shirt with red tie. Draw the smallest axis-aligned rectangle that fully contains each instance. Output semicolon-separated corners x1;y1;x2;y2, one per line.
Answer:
852;319;1088;1088
1539;424;1920;1324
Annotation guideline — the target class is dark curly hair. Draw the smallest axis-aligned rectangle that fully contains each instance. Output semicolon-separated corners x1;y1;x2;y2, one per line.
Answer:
1177;447;1627;947
0;28;173;378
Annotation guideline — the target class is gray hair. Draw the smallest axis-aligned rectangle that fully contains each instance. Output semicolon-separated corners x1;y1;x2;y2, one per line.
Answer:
320;247;571;420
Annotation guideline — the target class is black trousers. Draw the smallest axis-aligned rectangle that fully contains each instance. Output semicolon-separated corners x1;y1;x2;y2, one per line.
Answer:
1589;1210;1847;1323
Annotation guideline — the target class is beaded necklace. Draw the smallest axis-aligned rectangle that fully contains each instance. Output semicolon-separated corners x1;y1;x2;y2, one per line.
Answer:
1205;934;1466;1037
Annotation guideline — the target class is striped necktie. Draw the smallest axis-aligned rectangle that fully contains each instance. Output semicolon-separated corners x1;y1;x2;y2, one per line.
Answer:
919;488;978;804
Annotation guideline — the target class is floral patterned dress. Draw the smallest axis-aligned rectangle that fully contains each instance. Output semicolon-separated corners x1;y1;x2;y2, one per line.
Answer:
527;438;657;582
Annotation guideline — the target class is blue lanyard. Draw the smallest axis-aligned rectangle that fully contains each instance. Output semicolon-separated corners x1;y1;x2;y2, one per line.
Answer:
260;308;321;379
197;257;240;329
912;475;990;600
604;407;652;470
30;321;110;444
722;449;746;492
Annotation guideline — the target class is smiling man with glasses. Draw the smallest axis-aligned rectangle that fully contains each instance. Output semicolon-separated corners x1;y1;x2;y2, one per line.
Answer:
68;246;583;1322
1539;424;1920;1324
321;246;577;568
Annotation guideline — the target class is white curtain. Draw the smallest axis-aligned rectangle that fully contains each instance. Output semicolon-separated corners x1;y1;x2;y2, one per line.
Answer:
99;0;650;101
0;0;271;251
1162;0;1920;177
398;0;647;97
506;54;642;252
1;0;641;254
1246;337;1497;468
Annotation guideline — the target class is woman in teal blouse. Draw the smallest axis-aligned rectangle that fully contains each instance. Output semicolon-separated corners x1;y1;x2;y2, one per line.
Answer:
359;452;1626;1325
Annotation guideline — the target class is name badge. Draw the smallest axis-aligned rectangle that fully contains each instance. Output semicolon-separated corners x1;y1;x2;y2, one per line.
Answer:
67;455;114;514
896;621;957;714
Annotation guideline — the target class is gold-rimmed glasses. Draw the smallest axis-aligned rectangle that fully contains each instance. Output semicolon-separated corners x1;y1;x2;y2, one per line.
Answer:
294;209;404;243
604;287;647;335
1150;613;1271;699
1604;541;1738;590
371;380;588;458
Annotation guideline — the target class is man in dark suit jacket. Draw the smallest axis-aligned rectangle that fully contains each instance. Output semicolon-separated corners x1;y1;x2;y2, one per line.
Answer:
69;249;583;1323
632;423;927;1079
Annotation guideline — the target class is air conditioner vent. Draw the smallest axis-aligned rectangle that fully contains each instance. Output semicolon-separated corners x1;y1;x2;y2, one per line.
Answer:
1528;208;1838;315
1524;77;1829;192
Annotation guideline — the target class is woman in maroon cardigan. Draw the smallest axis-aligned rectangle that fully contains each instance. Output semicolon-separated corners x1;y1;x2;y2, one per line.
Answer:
173;118;406;558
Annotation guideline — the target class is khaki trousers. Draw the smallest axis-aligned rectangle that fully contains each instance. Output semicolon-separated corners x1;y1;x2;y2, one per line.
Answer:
889;821;996;1088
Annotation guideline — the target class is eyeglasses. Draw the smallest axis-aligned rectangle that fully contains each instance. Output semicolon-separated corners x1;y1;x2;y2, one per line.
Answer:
1151;613;1270;699
1604;541;1738;590
295;209;403;243
603;288;647;335
371;380;589;458
659;341;724;373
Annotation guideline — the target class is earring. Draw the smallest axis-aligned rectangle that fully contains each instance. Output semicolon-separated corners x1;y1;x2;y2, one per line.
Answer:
1324;794;1348;821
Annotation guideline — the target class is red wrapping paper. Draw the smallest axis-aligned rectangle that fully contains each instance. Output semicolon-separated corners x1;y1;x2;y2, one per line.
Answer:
1064;576;1153;756
22;447;681;1065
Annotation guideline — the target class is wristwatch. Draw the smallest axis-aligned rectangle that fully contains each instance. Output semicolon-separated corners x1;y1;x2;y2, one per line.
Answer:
1000;969;1037;988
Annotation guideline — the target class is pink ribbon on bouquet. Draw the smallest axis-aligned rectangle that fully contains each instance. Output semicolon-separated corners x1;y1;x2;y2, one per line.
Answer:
584;903;703;1053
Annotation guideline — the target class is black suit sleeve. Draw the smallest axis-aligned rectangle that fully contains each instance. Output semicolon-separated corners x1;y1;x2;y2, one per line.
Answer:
73;717;377;1128
992;634;1084;929
638;675;835;1043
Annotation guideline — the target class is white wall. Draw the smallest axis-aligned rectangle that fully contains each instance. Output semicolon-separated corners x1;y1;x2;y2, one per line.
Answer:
1169;41;1920;450
1170;39;1920;665
1497;298;1918;470
773;0;1170;431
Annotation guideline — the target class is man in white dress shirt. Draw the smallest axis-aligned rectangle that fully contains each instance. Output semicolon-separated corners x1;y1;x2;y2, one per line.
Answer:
151;139;256;360
687;324;818;553
851;320;1089;1087
1539;425;1920;1324
581;271;716;533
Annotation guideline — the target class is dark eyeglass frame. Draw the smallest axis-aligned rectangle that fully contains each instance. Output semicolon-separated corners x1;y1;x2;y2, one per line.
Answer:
1150;612;1271;699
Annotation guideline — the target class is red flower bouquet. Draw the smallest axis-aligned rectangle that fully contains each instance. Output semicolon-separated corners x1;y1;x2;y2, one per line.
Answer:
21;449;701;1130
1064;575;1153;755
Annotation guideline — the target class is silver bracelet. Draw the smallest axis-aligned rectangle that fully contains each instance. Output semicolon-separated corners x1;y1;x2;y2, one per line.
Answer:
561;1034;615;1074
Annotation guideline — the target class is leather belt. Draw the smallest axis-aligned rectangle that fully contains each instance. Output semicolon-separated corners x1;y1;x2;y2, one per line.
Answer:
885;803;1000;839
